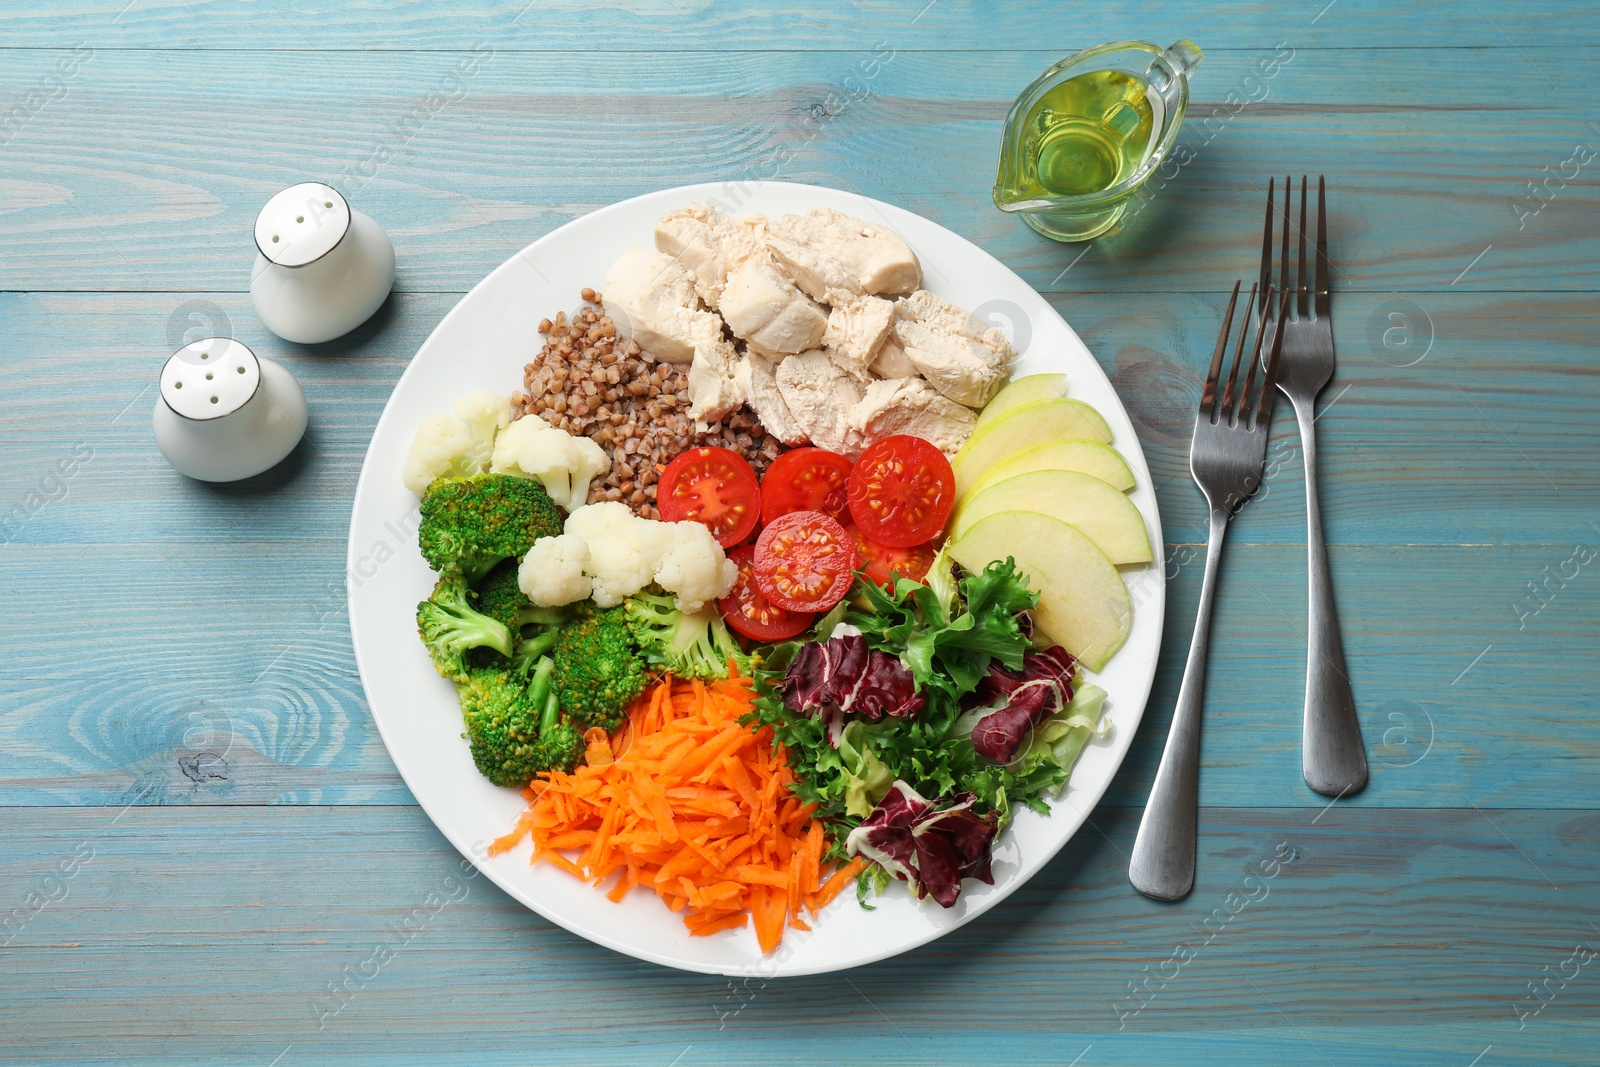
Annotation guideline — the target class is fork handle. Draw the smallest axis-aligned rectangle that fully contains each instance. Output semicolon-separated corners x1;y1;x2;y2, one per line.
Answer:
1129;507;1229;901
1292;398;1369;797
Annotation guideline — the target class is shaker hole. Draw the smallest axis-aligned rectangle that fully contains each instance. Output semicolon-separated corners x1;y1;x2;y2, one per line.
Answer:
173;381;183;389
200;352;209;359
271;235;280;243
324;201;333;208
210;396;219;405
236;366;246;374
296;215;304;223
205;372;213;380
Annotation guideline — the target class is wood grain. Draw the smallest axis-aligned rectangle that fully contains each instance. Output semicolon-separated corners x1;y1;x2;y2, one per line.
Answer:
1;2;1596;1061
2;0;1595;51
2;291;1594;549
0;47;1594;293
0;540;1592;809
0;805;1595;1065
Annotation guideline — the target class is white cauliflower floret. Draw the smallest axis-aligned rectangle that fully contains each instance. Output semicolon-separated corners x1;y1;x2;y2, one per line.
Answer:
490;416;611;512
565;502;674;607
488;412;546;472
653;521;738;613
402;414;472;494
453;390;514;447
400;390;512;494
548;504;734;611
518;532;593;607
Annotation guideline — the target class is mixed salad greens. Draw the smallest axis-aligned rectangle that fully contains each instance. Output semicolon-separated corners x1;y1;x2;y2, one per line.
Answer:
404;374;1123;924
749;556;1106;907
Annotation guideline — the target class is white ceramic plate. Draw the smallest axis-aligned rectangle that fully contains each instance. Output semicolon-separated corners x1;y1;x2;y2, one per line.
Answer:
348;182;1164;976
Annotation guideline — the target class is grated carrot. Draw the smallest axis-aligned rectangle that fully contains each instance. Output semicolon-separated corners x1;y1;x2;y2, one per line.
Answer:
809;856;870;914
496;670;858;953
584;727;614;767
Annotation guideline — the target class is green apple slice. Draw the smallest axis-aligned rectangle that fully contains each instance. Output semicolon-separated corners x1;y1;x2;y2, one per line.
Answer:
967;439;1136;495
951;470;1152;564
951;398;1113;498
976;373;1070;428
949;510;1132;672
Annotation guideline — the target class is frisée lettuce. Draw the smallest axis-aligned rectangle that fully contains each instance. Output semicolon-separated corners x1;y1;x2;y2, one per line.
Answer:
747;557;1110;907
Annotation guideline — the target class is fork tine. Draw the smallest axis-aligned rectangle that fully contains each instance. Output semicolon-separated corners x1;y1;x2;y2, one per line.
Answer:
1203;280;1242;420
1222;282;1256;424
1314;174;1330;318
1259;177;1275;320
1296;175;1310;318
1239;284;1266;422
1256;285;1291;425
1279;175;1292;313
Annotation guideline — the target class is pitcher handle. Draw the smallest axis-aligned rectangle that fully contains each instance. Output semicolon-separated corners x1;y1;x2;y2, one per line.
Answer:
1144;39;1203;106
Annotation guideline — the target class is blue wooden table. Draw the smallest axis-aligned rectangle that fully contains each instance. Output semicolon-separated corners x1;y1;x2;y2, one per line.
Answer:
3;3;1597;1064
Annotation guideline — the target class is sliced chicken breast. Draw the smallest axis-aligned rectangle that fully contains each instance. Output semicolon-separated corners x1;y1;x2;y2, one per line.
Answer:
891;290;1012;407
869;333;920;379
719;250;828;355
765;208;922;300
740;351;810;445
774;348;869;456
602;247;725;365
686;332;746;425
849;376;978;455
653;203;769;309
821;289;896;371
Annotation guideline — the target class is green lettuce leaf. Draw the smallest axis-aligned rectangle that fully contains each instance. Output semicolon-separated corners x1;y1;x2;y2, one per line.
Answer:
838;722;895;818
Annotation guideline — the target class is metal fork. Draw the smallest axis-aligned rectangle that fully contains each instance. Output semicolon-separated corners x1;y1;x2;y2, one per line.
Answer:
1130;281;1288;902
1260;176;1368;798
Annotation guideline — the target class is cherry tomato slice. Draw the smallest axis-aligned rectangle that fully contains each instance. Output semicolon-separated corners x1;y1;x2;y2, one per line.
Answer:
848;524;937;591
752;510;858;614
846;435;956;548
759;447;854;526
657;446;762;548
718;545;815;642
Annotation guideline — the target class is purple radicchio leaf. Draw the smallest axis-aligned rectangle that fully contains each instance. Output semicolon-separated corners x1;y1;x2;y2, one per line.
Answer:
780;633;923;747
967;646;1076;765
845;781;999;908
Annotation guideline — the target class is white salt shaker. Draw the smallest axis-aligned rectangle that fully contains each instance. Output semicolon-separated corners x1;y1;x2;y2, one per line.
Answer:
249;182;395;344
152;338;307;482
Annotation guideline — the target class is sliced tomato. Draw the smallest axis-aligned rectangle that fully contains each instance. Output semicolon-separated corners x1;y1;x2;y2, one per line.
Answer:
718;544;815;642
657;446;762;548
752;510;858;614
759;447;854;525
846;435;956;548
848;524;937;591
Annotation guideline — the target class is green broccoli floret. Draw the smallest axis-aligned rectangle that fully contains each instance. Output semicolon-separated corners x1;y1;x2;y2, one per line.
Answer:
508;627;559;679
552;606;648;733
418;474;563;583
456;658;584;787
473;558;568;631
417;576;513;681
623;591;750;681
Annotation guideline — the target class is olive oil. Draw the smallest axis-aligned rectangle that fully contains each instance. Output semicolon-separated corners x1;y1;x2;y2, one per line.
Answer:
1006;69;1156;200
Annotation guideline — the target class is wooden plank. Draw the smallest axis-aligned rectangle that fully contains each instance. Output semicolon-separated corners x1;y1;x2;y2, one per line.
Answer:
0;541;1592;808
0;290;411;549
0;2;1591;1061
0;47;1594;293
0;805;1595;1064
2;290;1593;549
0;540;411;807
1;0;1594;51
1069;289;1600;548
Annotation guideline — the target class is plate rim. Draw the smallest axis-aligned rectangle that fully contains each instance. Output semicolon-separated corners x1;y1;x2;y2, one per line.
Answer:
347;180;1164;976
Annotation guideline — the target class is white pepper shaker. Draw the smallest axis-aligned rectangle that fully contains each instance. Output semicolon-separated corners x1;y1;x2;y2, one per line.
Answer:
249;182;395;344
152;338;307;482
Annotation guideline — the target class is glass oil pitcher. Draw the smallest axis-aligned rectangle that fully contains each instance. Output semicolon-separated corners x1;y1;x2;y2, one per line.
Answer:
994;39;1203;242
